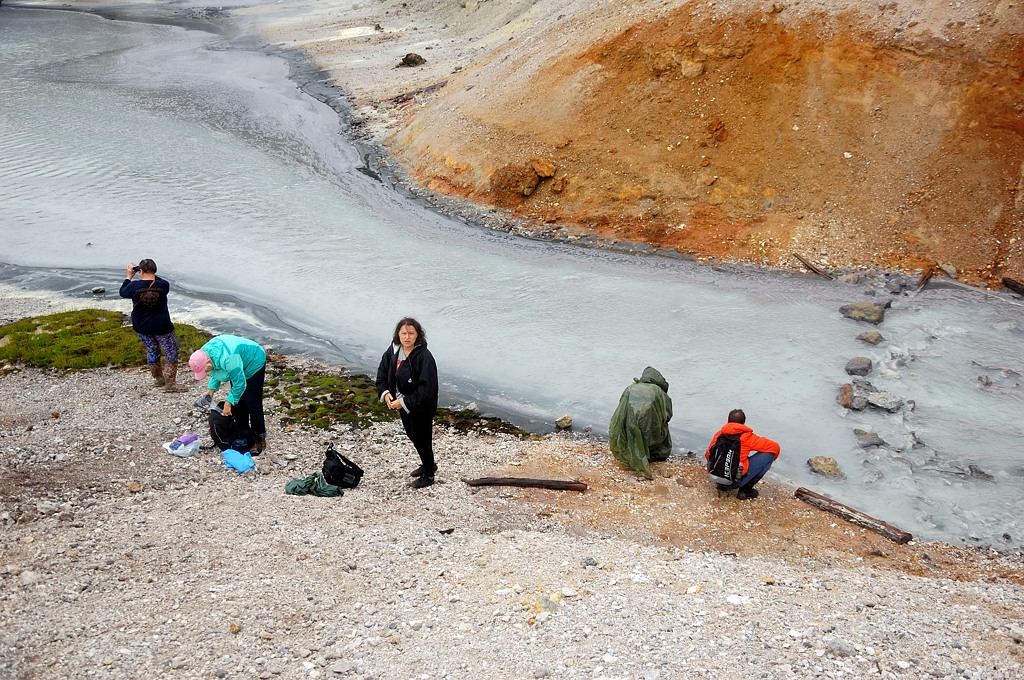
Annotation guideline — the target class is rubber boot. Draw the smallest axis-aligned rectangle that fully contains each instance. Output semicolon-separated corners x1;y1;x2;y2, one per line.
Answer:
163;363;187;393
150;363;165;387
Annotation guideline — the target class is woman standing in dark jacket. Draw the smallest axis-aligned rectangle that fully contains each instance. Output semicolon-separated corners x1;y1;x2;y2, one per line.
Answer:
375;317;439;488
118;258;186;392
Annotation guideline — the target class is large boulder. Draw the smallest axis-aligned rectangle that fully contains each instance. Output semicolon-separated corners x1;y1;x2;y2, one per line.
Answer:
838;378;903;413
839;301;886;325
807;456;845;478
491;163;541;198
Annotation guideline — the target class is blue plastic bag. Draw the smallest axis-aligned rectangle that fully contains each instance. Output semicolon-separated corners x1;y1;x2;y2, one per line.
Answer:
222;448;255;473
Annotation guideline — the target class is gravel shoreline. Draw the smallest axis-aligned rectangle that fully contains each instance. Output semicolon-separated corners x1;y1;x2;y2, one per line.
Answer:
2;292;1024;679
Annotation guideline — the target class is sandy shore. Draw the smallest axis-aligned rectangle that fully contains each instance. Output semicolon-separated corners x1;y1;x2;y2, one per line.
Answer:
2;289;1024;679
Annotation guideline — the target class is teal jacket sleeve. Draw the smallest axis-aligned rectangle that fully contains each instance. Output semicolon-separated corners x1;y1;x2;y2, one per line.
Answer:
221;355;247;405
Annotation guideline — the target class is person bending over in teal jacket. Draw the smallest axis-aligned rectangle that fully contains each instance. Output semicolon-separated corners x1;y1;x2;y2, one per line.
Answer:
189;334;267;454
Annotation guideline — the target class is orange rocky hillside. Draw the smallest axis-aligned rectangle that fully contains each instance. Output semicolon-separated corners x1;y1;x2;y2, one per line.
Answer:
380;0;1024;285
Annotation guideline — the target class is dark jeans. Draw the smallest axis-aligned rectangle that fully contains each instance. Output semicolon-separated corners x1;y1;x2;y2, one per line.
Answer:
400;409;436;474
232;364;266;439
723;452;775;490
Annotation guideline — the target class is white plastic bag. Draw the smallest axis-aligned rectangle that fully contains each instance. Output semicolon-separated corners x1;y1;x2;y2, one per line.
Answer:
163;439;200;458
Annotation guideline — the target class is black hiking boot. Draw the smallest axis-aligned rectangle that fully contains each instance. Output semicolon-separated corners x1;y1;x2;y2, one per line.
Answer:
410;465;425;478
736;487;759;500
412;475;435;489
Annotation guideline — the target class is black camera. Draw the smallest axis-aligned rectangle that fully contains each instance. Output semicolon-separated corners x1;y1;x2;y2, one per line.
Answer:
132;266;141;273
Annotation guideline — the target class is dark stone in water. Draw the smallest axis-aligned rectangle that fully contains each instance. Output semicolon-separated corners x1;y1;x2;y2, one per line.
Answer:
853;429;885;448
845;357;873;376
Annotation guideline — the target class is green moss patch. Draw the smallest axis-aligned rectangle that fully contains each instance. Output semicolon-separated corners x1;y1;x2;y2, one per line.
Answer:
266;359;530;437
267;363;393;430
436;408;532;437
0;310;532;437
0;309;210;371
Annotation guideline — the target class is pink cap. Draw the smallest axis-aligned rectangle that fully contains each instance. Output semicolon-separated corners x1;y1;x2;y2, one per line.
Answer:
189;350;209;380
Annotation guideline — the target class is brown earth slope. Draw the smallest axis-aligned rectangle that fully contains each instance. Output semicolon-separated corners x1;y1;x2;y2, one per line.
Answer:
375;0;1024;284
240;0;1024;284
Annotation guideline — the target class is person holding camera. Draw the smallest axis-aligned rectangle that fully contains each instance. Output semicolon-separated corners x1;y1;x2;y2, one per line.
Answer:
119;259;186;392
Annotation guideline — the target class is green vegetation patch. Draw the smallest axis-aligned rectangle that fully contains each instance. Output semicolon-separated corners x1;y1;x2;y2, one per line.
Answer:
0;309;532;437
267;364;393;429
0;309;210;371
267;362;530;437
436;408;532;438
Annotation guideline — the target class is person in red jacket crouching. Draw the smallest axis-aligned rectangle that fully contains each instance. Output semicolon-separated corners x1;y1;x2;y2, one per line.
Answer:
705;409;781;500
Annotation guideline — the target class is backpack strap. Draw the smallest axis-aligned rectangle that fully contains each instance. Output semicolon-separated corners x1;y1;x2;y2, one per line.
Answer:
132;278;157;309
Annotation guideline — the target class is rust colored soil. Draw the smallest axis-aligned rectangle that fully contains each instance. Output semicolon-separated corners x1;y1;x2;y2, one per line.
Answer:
484;442;1024;585
391;3;1024;285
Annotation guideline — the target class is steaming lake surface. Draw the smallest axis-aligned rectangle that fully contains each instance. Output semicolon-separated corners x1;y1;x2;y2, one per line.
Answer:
2;6;1023;547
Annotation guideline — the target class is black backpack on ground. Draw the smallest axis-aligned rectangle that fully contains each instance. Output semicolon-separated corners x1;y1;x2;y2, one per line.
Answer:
707;432;742;485
209;403;256;454
322;444;364;489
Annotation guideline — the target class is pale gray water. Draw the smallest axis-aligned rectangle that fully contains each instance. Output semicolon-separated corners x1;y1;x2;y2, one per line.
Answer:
2;6;1023;547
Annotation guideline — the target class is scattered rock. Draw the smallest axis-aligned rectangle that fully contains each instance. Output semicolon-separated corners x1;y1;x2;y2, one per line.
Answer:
491;163;541;198
91;287;105;295
938;264;957;279
399;53;426;67
826;637;856;657
531;157;556;178
841;378;903;412
807;456;845;478
857;330;884;345
19;570;40;586
853;429;886;448
845;357;873;376
839;301;886;325
555;414;573;430
866;390;904;413
836;383;855;409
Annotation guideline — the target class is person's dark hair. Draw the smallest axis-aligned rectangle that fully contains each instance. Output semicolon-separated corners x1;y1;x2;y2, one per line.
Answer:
728;408;746;424
138;258;157;274
392;317;427;347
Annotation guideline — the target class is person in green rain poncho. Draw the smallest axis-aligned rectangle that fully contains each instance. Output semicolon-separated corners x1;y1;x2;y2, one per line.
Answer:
608;367;673;480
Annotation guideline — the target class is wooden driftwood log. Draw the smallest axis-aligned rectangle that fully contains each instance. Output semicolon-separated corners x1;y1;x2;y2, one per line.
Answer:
792;253;835;280
464;477;588;492
1002;277;1024;297
794;487;912;544
390;80;448;105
